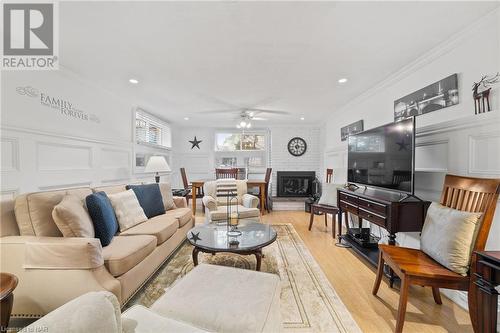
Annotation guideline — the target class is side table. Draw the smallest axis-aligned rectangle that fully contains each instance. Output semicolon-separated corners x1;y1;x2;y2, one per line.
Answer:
1;273;18;332
473;251;500;333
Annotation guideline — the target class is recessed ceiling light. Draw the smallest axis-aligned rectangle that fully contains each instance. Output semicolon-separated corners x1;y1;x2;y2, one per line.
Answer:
184;117;189;120
300;117;305;121
129;78;139;84
338;78;348;84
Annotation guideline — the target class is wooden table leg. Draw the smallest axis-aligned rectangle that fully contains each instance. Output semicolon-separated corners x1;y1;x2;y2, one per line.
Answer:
0;294;14;331
255;250;263;271
308;207;315;230
192;247;199;266
192;184;197;214
259;184;265;215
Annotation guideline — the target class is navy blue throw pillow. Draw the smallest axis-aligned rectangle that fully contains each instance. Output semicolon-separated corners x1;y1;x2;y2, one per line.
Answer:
126;184;165;218
86;192;119;246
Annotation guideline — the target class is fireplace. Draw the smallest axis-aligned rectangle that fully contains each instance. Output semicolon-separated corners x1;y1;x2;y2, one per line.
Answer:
277;171;316;197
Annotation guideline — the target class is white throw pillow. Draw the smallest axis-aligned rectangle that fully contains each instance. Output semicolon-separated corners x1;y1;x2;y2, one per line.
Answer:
108;190;148;232
52;194;95;238
318;183;342;206
159;183;176;211
420;202;483;276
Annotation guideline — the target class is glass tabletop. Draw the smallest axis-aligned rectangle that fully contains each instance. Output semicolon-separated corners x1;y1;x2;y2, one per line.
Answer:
186;219;277;252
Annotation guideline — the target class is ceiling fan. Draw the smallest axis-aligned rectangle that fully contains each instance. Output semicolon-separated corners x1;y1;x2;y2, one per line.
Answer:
198;108;290;128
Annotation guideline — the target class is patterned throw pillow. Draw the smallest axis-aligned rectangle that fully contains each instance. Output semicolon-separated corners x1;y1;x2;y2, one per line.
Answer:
86;192;119;246
52;194;95;238
215;180;238;205
107;189;148;232
420;202;483;276
126;184;165;218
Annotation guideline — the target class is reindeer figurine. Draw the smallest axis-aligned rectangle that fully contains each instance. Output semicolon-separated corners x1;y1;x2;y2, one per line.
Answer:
472;72;499;114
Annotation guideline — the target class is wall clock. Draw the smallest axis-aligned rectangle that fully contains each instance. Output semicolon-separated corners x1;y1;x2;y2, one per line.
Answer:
287;137;307;157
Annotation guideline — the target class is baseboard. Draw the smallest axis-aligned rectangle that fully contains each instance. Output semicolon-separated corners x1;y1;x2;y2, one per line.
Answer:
441;289;468;310
441;288;500;325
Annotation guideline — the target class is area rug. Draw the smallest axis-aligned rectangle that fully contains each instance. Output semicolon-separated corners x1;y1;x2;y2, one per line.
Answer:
127;224;361;333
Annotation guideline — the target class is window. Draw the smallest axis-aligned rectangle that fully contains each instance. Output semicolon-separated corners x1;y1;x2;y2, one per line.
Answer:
215;133;241;151
135;109;171;148
215;132;266;151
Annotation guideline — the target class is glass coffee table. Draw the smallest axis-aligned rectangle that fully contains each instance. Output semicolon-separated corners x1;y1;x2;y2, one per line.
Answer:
186;219;277;271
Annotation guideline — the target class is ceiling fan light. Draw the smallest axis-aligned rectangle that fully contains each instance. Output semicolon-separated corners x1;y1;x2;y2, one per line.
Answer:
240;121;246;127
246;123;252;128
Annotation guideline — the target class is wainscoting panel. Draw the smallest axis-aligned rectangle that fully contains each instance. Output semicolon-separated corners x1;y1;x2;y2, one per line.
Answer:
101;148;130;169
415;140;448;172
1;137;19;172
468;132;500;175
37;142;92;171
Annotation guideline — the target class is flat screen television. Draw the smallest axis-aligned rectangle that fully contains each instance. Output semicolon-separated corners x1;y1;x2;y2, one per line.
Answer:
347;118;415;194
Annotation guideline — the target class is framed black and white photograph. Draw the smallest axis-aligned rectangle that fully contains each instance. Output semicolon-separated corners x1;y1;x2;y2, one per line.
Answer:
394;74;459;122
341;120;364;141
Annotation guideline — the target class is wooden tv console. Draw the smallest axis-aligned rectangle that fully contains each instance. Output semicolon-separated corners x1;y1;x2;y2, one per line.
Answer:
337;187;431;268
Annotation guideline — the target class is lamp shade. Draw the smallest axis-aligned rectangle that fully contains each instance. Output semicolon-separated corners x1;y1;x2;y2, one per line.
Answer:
144;156;171;173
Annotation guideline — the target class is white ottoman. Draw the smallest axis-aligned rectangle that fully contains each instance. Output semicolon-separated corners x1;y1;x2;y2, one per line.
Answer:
150;264;282;333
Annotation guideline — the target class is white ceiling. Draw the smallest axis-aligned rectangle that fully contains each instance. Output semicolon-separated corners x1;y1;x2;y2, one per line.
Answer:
59;1;499;126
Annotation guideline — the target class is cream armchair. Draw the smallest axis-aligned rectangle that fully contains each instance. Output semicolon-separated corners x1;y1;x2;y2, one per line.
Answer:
202;180;260;223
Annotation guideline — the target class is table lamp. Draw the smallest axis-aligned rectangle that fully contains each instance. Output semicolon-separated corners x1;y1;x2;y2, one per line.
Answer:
144;156;171;183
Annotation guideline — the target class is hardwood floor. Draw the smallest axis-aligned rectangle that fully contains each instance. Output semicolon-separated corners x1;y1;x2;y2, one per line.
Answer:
197;209;473;333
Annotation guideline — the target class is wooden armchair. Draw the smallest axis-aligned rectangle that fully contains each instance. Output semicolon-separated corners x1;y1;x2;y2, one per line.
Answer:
372;174;500;333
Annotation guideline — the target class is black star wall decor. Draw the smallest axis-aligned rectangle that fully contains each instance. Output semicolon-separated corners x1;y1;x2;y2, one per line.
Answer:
189;136;202;149
396;139;410;151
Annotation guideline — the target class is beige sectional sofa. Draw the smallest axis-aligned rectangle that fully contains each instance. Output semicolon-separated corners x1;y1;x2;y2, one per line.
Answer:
0;184;194;318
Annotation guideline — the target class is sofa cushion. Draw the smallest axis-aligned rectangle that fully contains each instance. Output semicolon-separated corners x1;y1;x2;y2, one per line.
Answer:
151;264;281;333
120;214;177;245
164;208;193;227
210;205;260;222
52;194;95;238
86;192;119;246
92;185;127;195
108;190;148;232
14;187;93;237
126;184;165;219
421;202;483;276
102;235;156;277
159;183;176;211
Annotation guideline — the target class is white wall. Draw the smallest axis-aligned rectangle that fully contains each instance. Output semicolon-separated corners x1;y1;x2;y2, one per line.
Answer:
1;67;171;198
322;10;500;309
